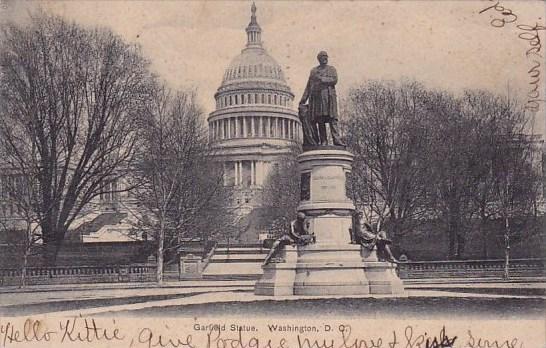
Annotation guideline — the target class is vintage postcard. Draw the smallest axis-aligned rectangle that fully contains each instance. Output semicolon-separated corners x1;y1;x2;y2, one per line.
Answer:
0;1;545;347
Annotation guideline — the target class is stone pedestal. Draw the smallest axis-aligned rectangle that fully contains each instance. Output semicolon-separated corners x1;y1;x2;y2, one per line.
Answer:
254;148;404;296
254;246;298;296
361;248;404;294
294;243;369;295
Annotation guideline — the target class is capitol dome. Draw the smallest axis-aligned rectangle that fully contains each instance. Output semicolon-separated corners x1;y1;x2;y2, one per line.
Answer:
208;2;301;216
212;2;294;107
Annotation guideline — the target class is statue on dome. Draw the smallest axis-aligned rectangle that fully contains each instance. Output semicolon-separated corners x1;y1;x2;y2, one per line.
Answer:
299;51;345;147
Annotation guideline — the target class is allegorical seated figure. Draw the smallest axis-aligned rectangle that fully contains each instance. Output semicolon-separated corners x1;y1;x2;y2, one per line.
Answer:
352;211;399;263
263;212;315;265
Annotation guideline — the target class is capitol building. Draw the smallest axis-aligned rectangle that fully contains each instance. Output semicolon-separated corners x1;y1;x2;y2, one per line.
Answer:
208;3;302;240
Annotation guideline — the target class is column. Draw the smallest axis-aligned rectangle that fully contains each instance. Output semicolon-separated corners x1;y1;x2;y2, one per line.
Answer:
238;161;243;186
251;117;255;137
227;118;231;139
280;118;285;138
223;162;228;186
250;160;255;186
290;120;294;139
234;161;238;185
275;118;279;138
234;117;238;138
243;117;247;137
259;117;264;137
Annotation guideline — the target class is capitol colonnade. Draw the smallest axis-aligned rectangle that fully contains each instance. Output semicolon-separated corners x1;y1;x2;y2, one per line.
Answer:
209;115;300;141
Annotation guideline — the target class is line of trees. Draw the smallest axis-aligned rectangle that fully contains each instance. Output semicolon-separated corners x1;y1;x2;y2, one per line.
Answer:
343;81;542;263
0;12;232;278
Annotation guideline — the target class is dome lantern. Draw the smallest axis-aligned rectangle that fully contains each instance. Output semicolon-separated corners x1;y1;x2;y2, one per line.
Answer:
246;2;262;48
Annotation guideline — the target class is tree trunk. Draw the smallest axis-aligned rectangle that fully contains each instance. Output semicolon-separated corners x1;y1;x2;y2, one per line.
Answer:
480;215;488;259
42;239;62;266
447;214;458;259
157;219;165;285
20;249;29;288
42;226;67;266
504;215;510;280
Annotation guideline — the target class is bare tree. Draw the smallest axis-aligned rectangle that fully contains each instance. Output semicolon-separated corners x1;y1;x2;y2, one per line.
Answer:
128;86;231;284
261;147;301;237
491;133;540;278
343;81;434;239
343;82;541;260
426;90;483;258
0;13;152;264
0;170;42;287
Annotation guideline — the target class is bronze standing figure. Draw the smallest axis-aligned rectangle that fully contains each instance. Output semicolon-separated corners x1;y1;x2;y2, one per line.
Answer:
299;51;345;146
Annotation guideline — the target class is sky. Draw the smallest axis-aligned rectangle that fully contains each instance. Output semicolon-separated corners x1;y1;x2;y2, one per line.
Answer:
2;0;545;136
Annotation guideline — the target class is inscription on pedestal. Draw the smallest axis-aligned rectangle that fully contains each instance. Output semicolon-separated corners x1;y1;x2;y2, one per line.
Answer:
312;166;345;201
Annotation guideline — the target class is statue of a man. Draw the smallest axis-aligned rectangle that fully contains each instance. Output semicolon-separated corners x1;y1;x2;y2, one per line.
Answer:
263;212;315;265
300;51;345;146
352;211;399;263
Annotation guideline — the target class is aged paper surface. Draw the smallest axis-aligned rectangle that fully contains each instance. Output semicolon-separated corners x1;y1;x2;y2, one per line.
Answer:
0;1;545;347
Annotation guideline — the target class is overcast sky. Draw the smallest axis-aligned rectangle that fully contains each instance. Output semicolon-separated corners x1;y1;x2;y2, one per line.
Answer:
3;0;546;135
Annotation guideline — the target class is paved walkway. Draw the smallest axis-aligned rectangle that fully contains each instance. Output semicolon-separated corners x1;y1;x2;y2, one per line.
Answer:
0;280;255;294
1;278;544;317
29;287;546;319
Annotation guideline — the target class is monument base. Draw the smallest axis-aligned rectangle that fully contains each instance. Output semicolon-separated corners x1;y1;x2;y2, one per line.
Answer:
254;148;405;297
254;245;405;296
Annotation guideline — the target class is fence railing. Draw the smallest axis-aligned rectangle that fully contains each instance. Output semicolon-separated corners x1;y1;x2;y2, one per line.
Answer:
0;263;157;287
397;258;545;279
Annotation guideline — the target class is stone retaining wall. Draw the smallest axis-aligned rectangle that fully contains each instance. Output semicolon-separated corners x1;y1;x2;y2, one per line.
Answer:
0;263;156;286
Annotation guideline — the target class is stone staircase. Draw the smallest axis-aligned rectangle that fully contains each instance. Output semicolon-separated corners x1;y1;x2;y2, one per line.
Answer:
202;243;268;281
69;212;129;242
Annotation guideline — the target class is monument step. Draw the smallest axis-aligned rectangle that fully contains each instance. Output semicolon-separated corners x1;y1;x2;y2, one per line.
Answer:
213;248;268;254
203;274;261;281
202;262;263;276
217;243;263;249
209;254;265;261
208;259;265;263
